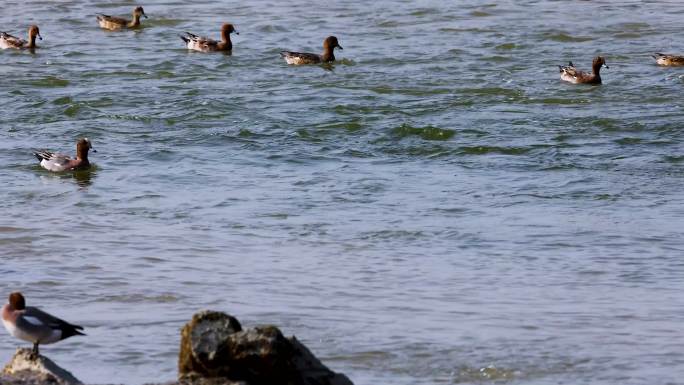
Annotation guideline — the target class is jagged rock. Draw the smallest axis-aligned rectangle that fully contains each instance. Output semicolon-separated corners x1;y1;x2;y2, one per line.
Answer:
178;311;243;378
1;348;82;385
178;311;353;385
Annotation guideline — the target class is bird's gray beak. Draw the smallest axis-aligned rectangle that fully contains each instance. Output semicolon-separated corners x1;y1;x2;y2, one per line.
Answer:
38;34;43;40
603;64;609;69
337;44;343;50
143;13;148;19
235;31;239;35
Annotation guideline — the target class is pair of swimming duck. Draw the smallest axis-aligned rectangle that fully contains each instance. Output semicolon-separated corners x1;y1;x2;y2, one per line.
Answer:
180;24;343;65
560;53;684;84
1;5;343;65
96;7;242;54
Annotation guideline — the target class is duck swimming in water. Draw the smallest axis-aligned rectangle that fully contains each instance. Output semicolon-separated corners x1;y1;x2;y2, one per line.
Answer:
34;138;95;172
281;36;342;65
97;6;148;30
559;56;608;85
180;23;238;52
0;25;41;50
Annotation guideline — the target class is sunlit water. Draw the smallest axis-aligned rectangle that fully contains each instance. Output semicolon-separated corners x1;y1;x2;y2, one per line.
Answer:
1;1;683;384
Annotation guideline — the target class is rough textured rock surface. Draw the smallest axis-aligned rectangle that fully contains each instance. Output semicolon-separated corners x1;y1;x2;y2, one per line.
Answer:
178;311;353;385
178;311;243;378
1;348;83;385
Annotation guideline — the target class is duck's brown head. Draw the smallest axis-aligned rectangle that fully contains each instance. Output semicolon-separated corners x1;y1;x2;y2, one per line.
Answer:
323;36;342;51
134;6;148;19
593;56;608;71
28;25;42;41
9;292;25;311
76;138;95;160
222;23;238;35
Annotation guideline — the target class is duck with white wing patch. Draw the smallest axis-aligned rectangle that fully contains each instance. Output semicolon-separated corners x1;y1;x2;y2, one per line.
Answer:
2;292;85;357
34;138;95;172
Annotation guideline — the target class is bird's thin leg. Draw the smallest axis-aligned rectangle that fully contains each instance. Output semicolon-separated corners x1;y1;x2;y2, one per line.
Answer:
31;342;39;357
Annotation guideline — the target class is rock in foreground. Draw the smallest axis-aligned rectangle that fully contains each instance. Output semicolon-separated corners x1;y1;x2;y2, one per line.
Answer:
178;310;353;385
1;348;82;385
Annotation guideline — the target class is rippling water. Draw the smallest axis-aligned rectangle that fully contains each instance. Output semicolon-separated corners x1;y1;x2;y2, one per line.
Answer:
1;1;684;384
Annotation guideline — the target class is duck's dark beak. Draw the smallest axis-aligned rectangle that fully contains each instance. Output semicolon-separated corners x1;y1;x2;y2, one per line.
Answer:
91;148;97;153
337;44;343;50
143;13;148;19
38;34;42;40
235;31;239;35
603;64;609;69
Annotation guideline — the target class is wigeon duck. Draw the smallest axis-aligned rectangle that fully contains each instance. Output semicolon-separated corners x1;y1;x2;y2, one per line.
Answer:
34;138;95;172
281;36;342;65
180;23;238;52
652;53;684;67
0;25;41;50
96;6;147;30
2;292;85;356
181;24;240;52
559;56;608;85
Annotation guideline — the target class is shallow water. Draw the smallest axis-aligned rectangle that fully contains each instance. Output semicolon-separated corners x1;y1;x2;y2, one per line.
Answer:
1;0;684;384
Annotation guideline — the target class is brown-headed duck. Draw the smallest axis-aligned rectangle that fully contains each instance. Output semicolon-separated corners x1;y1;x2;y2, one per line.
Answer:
559;56;608;85
96;6;147;30
0;25;42;50
34;138;95;172
281;36;342;65
2;292;85;356
180;23;238;52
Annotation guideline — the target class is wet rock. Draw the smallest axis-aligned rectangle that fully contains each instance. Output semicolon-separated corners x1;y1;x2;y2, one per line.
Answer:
1;348;83;385
178;311;243;377
178;311;353;385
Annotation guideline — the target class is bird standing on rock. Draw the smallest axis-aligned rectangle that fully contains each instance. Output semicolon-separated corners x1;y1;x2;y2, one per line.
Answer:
1;292;85;357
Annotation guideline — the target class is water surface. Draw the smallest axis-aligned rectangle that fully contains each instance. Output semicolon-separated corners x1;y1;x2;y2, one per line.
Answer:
1;1;683;384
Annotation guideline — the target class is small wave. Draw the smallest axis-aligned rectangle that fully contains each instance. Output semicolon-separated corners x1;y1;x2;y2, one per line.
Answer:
456;365;519;382
460;146;530;155
546;32;594;42
392;124;455;141
24;76;69;87
96;293;180;303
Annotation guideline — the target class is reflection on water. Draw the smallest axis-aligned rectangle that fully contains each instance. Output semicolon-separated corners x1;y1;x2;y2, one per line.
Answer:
35;167;97;188
72;168;96;188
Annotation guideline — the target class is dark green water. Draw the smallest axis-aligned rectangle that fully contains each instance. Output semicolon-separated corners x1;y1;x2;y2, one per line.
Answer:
1;1;683;384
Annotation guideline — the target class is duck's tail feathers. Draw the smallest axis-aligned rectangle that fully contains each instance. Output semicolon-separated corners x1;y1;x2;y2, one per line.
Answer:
61;324;86;339
34;150;52;161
